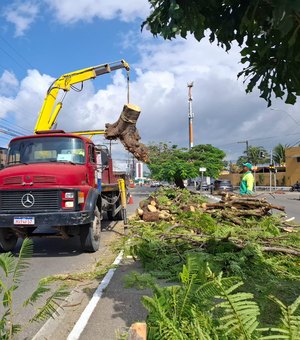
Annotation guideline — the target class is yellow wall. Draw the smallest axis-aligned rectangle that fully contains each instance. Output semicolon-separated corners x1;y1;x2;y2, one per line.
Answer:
218;146;300;187
220;172;286;186
286;147;300;185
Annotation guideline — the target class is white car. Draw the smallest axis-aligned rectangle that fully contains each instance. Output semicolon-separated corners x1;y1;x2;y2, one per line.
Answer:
150;181;161;187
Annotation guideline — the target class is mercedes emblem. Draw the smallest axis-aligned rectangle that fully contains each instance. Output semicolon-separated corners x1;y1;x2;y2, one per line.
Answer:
21;193;35;208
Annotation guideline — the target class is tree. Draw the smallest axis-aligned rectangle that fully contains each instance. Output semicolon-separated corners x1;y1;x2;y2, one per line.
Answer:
236;145;269;166
143;1;300;106
148;142;225;188
273;143;286;165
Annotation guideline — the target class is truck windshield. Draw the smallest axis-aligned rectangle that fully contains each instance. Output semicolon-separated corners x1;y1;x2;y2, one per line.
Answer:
7;136;86;165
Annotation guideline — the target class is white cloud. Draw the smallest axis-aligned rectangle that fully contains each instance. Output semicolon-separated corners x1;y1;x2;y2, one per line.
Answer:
0;70;19;96
44;0;150;24
1;35;300;161
3;0;149;36
3;1;39;36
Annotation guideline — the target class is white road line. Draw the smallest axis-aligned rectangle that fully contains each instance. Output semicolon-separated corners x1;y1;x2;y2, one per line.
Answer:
67;250;124;340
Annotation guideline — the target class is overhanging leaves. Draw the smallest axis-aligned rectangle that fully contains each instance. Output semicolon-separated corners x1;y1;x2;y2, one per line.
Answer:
143;0;300;106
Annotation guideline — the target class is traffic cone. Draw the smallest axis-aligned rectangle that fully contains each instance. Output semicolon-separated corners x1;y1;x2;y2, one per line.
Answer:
128;194;134;205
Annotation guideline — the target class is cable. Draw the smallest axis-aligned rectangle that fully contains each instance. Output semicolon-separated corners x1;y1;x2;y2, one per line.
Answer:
216;131;300;149
0;45;28;72
0;35;34;69
0;118;31;134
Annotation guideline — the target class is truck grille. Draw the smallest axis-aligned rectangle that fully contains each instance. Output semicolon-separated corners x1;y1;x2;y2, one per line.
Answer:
0;190;60;211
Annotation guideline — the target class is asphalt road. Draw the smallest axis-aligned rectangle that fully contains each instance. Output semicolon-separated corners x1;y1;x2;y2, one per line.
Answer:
265;191;300;222
0;186;151;340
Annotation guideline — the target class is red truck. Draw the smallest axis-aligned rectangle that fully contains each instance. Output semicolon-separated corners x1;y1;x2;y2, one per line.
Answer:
0;60;134;253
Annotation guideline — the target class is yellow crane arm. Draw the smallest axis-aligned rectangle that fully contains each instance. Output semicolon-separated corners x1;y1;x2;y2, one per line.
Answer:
34;60;130;133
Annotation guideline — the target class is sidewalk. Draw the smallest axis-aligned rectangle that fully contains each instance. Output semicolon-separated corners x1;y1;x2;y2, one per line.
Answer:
78;258;149;340
71;189;149;340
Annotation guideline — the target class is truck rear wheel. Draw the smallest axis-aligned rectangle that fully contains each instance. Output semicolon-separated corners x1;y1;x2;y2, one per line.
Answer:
80;206;101;252
0;228;18;252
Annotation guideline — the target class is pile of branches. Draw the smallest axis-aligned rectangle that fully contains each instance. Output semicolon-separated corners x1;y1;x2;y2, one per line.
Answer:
134;189;300;257
202;192;286;226
137;190;287;225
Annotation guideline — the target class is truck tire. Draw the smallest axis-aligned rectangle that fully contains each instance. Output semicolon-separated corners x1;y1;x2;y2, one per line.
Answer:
0;228;18;252
107;197;123;221
80;206;101;252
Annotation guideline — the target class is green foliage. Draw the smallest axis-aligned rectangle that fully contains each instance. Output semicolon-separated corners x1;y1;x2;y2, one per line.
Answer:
237;146;269;166
126;188;300;330
260;295;300;339
134;255;300;339
0;239;69;339
273;144;287;166
148;142;225;187
143;1;300;106
124;271;156;290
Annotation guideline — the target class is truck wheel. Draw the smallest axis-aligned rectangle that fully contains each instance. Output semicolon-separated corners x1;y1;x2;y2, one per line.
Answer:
0;228;18;252
107;197;123;221
80;206;101;252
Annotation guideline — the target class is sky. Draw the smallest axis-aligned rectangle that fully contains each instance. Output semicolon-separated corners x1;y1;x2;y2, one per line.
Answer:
0;0;300;167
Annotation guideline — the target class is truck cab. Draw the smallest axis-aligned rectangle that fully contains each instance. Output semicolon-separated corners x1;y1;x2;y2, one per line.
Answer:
0;131;124;252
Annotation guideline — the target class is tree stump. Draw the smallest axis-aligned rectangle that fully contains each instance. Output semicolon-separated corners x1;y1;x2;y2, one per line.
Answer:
105;104;149;162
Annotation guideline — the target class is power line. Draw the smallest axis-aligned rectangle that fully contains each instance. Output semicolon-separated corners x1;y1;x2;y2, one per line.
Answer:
216;131;300;149
0;45;28;73
0;35;34;69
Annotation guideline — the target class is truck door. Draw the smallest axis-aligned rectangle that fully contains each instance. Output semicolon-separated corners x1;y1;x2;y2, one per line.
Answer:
87;143;97;188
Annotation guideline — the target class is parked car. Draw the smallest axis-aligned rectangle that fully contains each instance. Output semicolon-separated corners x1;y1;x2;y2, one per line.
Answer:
214;180;233;192
150;181;161;187
290;182;300;192
196;181;211;191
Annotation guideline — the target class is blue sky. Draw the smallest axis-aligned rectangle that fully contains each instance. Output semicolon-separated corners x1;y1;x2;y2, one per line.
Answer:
1;0;300;165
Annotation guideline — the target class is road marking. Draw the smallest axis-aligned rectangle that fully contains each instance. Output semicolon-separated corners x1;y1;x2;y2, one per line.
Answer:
67;250;124;340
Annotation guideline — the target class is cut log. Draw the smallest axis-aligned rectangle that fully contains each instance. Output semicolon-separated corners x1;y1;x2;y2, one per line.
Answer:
150;200;157;206
128;322;147;340
220;211;243;225
105;104;149;162
147;205;157;213
143;211;160;222
139;200;149;210
159;212;171;220
136;208;144;216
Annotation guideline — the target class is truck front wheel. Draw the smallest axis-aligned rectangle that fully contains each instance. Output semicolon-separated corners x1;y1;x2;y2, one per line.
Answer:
0;228;18;252
80;206;101;252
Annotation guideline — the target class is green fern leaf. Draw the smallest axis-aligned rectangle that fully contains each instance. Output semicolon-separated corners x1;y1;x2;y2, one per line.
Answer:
13;238;33;284
213;280;260;339
0;252;16;278
23;280;51;307
29;285;69;322
260;295;300;340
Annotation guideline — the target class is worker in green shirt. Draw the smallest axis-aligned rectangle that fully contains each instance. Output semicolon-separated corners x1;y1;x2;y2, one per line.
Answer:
240;162;254;195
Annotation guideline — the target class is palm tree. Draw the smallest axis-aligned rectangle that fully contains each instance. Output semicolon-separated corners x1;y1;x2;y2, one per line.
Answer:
237;146;269;166
273;143;286;165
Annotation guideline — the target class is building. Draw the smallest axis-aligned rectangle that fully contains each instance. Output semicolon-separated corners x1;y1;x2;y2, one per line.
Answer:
0;147;7;169
219;146;300;187
285;146;300;185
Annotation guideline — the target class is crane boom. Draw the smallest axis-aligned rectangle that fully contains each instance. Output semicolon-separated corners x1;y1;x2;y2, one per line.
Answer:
34;60;130;133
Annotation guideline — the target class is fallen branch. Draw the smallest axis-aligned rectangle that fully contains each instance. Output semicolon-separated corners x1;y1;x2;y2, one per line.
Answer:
261;246;300;256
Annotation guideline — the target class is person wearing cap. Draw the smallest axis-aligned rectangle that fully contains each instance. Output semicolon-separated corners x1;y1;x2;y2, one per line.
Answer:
240;162;254;195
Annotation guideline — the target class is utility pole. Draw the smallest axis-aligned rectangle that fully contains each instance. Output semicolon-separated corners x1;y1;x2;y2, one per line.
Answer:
269;149;273;192
238;140;249;161
187;82;194;149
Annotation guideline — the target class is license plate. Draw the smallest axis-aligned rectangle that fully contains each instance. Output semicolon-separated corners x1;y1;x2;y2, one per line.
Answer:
14;217;35;225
